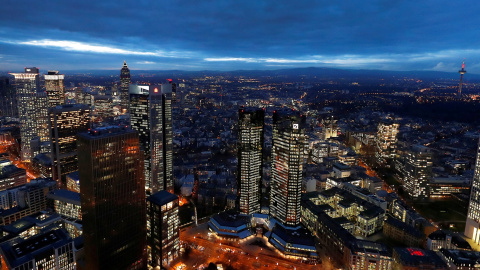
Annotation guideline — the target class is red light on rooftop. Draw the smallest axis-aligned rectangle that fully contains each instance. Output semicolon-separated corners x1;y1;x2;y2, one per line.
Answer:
168;79;172;82
407;248;424;256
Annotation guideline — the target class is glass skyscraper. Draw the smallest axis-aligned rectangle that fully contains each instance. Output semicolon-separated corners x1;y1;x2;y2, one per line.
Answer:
11;67;40;162
237;108;264;215
129;81;173;193
78;127;147;270
270;110;306;226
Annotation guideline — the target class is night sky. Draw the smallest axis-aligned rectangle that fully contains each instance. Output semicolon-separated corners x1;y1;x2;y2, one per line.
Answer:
1;1;479;72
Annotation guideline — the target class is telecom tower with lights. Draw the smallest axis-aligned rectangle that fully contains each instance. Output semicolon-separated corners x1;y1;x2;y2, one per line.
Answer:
458;59;467;98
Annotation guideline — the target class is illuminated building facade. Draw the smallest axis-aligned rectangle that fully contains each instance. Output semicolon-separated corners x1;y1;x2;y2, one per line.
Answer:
11;68;40;162
78;127;147;270
404;146;432;199
147;190;179;268
120;61;131;111
465;139;480;244
35;91;50;147
237;108;264;215
0;229;75;270
375;120;399;165
129;82;173;193
49;104;90;186
270;111;306;226
44;70;65;107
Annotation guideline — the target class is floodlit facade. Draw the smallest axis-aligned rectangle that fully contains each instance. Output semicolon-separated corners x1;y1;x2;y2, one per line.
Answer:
237;108;264;215
270;111;306;226
465;139;480;244
147;190;179;268
78;127;147;270
375;121;399;165
11;68;40;162
129;82;173;193
44;70;65;107
49;104;90;186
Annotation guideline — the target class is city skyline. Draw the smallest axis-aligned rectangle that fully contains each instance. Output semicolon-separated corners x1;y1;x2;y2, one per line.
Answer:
1;1;479;72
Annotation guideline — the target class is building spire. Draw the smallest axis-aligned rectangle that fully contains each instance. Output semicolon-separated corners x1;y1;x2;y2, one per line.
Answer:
123;60;128;67
458;59;467;98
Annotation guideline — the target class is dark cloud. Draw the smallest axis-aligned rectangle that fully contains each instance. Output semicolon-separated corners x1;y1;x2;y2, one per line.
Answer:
0;0;479;72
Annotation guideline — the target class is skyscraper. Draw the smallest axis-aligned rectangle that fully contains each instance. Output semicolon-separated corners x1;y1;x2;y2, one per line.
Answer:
11;68;40;162
120;61;131;112
237;108;264;215
270;110;306;226
403;146;432;199
49;104;90;186
375;120;399;165
44;70;65;107
129;81;173;193
147;190;179;267
465;139;480;244
78;127;146;270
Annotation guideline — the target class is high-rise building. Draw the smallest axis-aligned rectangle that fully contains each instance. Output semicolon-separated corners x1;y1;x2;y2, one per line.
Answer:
465;139;480;244
270;110;306;226
237;108;264;215
129;81;173;193
147;190;179;268
44;70;65;107
120;61;131;112
78;127;146;270
49;104;90;186
35;91;50;145
11;67;40;162
403;146;432;199
375;120;399;165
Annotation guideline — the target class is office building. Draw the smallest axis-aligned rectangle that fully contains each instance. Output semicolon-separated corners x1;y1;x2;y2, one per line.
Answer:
129;82;173;193
375;120;399;165
270;110;306;226
49;104;90;186
404;146;432;199
0;165;27;191
0;178;56;226
147;190;179;268
35;91;50;146
0;229;75;270
120;61;131;111
465;139;480;244
11;68;40;162
44;70;65;107
78;127;146;270
237;108;264;215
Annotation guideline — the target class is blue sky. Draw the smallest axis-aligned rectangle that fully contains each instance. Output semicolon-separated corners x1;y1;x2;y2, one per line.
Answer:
1;0;479;72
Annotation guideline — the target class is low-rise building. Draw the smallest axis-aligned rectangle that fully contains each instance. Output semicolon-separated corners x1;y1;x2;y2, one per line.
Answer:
384;216;425;247
0;229;75;270
439;249;480;270
392;247;448;270
426;230;471;251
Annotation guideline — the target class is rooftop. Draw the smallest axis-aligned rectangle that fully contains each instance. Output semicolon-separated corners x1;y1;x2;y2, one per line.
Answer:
147;190;178;206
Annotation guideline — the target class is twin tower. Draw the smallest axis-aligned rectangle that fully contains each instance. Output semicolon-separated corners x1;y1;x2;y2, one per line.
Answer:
238;108;306;226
